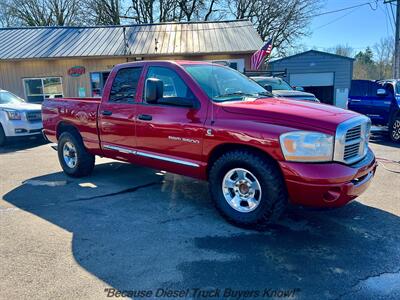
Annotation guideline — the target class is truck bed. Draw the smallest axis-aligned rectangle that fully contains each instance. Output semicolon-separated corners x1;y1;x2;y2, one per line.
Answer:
42;97;102;152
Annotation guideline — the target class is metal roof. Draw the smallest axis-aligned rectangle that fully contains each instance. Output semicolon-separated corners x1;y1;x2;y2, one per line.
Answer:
0;20;262;60
270;50;355;64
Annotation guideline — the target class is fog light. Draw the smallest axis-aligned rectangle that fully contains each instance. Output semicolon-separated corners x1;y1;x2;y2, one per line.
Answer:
15;128;27;134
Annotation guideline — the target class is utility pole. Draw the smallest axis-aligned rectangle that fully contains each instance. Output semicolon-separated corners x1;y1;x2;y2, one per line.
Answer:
385;0;400;78
395;0;400;78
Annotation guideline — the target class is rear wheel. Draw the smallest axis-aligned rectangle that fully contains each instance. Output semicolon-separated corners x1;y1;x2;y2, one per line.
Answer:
209;150;288;227
0;124;6;146
389;117;400;142
58;132;95;177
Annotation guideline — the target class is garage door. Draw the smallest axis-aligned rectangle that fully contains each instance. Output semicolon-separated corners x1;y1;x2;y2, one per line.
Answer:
289;72;334;87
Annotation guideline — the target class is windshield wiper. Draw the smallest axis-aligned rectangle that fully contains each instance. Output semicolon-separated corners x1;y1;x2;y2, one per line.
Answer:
214;92;256;99
255;91;273;97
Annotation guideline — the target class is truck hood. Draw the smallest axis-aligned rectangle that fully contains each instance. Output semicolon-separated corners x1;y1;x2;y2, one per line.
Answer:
220;97;358;132
0;102;41;111
273;90;316;99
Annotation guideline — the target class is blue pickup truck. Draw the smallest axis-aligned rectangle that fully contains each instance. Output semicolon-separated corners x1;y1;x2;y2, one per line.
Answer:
348;79;400;142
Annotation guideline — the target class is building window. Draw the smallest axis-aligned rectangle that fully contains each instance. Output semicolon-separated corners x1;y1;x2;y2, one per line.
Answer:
23;77;63;103
91;72;110;97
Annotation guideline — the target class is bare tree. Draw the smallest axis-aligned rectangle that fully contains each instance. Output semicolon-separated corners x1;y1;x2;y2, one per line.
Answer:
129;0;155;23
326;44;354;58
0;0;82;26
374;37;394;79
84;0;123;25
125;0;221;23
0;0;22;27
228;0;321;56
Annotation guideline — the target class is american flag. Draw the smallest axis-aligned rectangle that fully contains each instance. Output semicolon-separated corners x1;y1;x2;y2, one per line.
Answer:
251;38;273;70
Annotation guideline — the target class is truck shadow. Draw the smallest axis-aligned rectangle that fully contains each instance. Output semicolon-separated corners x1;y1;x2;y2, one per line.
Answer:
0;137;47;154
3;162;400;299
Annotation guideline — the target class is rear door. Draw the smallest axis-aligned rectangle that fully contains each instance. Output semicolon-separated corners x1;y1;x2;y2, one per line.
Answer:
135;64;208;175
348;80;372;115
98;66;143;160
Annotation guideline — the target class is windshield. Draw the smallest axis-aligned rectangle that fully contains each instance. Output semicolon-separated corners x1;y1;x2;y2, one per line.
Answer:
254;78;293;91
184;65;270;102
0;91;25;104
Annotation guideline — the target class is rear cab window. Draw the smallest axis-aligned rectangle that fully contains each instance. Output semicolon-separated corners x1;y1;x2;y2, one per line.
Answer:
109;67;142;103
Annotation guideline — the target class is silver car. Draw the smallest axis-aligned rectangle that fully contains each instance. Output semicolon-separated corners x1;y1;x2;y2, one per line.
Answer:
0;89;43;146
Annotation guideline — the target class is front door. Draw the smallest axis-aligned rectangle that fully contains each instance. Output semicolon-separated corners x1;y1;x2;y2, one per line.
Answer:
369;82;393;125
98;66;143;161
135;65;207;175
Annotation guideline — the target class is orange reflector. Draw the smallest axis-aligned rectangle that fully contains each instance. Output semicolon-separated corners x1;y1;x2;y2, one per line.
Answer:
284;139;296;153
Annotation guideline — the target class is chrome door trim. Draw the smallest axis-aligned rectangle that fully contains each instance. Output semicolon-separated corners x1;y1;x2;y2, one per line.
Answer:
103;144;137;155
103;144;199;167
136;151;200;167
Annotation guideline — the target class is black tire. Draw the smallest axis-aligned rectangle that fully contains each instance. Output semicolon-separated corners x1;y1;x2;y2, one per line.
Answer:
57;132;95;177
209;150;288;228
389;116;400;143
0;124;6;146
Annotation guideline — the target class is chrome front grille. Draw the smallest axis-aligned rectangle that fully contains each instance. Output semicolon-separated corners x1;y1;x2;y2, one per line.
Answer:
344;143;360;160
345;125;361;142
334;116;371;165
26;111;42;122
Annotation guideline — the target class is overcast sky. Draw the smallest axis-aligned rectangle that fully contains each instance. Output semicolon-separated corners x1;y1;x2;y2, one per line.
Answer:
302;0;394;52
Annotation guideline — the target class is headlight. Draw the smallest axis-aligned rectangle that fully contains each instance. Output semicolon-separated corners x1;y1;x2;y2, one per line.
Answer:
5;109;22;120
280;131;334;162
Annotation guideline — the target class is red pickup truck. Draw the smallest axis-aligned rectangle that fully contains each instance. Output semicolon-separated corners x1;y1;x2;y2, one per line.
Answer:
42;61;377;227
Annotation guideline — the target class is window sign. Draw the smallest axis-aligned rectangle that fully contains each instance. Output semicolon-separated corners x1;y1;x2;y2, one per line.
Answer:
78;87;86;97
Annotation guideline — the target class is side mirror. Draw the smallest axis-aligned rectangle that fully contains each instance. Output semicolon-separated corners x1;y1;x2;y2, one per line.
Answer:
377;88;387;96
145;78;163;103
264;84;273;93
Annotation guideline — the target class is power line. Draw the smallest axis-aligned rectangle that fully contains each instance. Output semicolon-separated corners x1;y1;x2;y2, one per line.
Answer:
390;2;397;24
383;1;395;33
312;0;378;18
313;7;361;31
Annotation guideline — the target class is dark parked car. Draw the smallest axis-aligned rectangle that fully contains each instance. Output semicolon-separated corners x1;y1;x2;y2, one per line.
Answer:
251;76;320;102
348;79;400;142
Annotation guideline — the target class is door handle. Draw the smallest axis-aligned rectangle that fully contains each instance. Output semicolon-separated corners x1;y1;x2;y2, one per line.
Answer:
138;114;152;121
101;110;113;116
350;100;361;102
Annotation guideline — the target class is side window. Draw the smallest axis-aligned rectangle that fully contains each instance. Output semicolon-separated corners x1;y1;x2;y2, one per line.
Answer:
145;66;195;103
109;67;142;103
349;80;368;97
368;81;383;97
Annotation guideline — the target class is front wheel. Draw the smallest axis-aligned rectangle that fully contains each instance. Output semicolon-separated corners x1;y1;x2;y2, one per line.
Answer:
58;132;95;177
209;150;288;227
389;117;400;142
